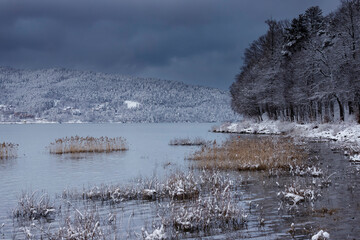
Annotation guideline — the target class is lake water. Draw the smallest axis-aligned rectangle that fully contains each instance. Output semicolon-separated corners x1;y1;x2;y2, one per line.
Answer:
0;124;224;229
0;123;359;239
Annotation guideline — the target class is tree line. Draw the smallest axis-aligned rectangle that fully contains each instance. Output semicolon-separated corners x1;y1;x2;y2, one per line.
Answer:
230;0;360;123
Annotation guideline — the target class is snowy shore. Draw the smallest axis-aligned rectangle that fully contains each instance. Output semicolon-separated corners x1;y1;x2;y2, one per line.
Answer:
214;120;360;161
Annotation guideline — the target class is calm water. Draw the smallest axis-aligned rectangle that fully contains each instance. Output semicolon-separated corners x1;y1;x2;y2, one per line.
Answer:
0;124;224;222
0;123;359;239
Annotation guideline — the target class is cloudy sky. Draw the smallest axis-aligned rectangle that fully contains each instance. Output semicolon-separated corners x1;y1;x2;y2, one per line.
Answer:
1;0;340;90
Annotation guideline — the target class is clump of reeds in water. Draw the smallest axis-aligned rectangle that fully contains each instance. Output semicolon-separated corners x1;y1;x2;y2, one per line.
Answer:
13;191;56;220
169;137;208;146
0;142;18;159
189;136;307;171
51;207;104;239
63;171;201;203
49;136;128;154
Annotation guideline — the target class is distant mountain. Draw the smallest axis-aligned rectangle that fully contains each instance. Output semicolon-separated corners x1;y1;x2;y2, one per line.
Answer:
0;67;238;123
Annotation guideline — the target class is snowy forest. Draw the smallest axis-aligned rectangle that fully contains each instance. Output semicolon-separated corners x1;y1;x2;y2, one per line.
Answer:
230;1;360;123
0;67;237;123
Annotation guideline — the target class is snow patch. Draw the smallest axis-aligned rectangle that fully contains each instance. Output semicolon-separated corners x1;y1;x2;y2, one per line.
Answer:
311;230;330;240
349;154;360;163
143;225;166;240
124;100;140;109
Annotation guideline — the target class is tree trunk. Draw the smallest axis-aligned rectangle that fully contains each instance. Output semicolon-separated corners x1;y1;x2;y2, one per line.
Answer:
357;102;360;124
324;101;330;123
348;101;353;115
336;96;345;121
330;101;335;121
318;101;322;122
290;105;295;122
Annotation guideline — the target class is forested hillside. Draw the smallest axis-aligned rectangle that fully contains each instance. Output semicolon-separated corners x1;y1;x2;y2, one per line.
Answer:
0;67;237;123
230;1;360;123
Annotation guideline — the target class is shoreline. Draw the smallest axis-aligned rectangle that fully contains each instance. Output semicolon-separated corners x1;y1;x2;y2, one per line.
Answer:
213;120;360;164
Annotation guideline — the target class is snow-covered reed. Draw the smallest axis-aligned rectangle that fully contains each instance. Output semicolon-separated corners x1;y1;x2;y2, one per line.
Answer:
49;136;128;154
311;230;330;240
64;184;139;203
63;171;202;203
278;184;317;205
169;137;209;146
190;137;307;171
51;207;104;240
0;142;18;159
52;170;245;238
166;185;246;233
12;191;56;220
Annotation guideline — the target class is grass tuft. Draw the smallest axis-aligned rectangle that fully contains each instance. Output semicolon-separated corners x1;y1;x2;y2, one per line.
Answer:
49;136;128;154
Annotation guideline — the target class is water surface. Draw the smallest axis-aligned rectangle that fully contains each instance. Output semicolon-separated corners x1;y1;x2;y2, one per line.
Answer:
0;123;359;239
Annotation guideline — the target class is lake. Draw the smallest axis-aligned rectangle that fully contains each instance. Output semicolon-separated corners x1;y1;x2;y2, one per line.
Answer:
0;123;359;239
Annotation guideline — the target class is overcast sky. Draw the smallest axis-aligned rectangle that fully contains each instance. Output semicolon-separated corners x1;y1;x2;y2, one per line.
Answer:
1;0;340;90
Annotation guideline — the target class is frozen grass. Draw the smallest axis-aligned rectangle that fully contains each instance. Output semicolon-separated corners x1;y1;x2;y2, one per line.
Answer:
49;136;128;154
278;183;317;206
12;170;244;239
63;171;203;203
169;137;209;146
51;207;104;239
63;184;139;203
12;191;56;220
142;225;166;239
189;137;308;171
157;170;246;235
0;142;18;159
166;186;246;233
16;205;107;240
290;165;324;177
165;171;200;200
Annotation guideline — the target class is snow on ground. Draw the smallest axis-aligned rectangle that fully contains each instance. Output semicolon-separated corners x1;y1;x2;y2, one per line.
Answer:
124;100;140;109
216;120;360;144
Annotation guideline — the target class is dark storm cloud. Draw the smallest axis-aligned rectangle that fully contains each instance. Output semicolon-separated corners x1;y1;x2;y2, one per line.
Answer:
0;0;340;89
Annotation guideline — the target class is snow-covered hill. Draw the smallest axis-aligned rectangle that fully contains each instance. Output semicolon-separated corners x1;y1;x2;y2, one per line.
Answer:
0;67;238;123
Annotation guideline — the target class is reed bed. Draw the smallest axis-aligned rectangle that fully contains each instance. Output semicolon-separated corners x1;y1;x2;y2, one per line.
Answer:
63;171;202;203
63;170;239;204
189;137;308;171
0;142;18;159
169;137;209;146
49;136;128;154
11;170;246;239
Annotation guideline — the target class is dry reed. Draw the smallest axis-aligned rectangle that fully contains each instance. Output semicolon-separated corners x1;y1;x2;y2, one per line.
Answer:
189;137;307;171
0;142;18;159
49;136;128;154
169;137;208;146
